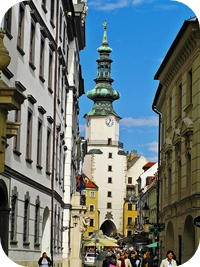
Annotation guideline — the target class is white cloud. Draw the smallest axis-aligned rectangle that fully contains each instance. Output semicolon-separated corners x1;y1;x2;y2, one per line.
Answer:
147;141;158;153
88;0;130;11
120;116;158;127
79;124;86;134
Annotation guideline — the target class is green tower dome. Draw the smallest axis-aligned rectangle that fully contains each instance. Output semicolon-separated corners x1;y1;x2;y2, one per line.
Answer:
86;20;121;117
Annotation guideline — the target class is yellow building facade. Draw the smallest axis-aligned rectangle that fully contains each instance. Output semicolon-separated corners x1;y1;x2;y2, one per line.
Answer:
84;176;99;238
153;17;200;264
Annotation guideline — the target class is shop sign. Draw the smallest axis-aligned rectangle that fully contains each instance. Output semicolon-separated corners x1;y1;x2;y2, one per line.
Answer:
194;216;200;228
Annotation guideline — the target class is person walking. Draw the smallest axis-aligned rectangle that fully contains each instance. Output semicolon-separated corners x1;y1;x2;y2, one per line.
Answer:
159;250;177;267
38;252;52;267
116;250;132;267
129;251;141;267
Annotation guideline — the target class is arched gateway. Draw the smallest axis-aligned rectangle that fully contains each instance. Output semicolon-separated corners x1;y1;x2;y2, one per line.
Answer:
100;220;117;237
0;179;10;255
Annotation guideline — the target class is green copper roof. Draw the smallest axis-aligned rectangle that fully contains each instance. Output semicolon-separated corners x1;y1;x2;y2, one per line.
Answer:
87;149;103;154
86;20;120;117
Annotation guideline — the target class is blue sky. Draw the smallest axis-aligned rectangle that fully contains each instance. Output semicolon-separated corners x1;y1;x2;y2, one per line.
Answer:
78;0;197;162
0;0;198;163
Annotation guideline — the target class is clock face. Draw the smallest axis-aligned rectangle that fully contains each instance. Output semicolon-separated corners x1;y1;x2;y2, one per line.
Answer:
105;117;114;127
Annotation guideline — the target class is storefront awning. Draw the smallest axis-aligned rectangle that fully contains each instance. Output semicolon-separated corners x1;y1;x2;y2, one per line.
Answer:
146;242;159;248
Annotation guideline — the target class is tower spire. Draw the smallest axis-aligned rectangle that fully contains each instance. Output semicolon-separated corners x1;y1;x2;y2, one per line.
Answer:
86;20;120;117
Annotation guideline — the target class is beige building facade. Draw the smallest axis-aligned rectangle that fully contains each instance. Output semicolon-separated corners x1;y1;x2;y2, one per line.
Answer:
153;17;200;264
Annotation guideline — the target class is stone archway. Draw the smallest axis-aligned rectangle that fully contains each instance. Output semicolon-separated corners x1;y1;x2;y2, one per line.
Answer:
182;215;195;263
100;220;116;237
0;179;10;255
41;206;51;255
165;221;174;252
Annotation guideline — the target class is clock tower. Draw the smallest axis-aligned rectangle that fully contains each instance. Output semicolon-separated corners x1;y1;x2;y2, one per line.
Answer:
83;21;126;237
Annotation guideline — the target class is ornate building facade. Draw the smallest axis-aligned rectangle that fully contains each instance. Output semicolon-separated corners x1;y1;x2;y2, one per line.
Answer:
0;1;88;267
153;17;200;264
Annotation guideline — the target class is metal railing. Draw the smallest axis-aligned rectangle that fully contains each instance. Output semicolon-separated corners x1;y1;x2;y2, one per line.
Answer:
87;139;123;148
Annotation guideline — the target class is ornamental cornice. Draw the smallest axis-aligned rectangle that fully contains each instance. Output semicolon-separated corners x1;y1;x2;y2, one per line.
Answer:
162;30;199;87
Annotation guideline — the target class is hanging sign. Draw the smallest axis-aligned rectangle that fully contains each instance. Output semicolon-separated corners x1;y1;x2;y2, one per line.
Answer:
194;216;200;228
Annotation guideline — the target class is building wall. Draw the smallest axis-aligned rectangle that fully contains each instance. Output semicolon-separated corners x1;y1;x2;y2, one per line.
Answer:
0;1;86;267
153;18;200;264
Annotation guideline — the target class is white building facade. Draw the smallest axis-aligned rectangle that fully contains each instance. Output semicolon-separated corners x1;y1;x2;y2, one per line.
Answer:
0;1;87;267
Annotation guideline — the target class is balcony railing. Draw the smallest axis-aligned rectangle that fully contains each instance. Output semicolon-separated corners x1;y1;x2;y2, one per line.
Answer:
87;139;123;149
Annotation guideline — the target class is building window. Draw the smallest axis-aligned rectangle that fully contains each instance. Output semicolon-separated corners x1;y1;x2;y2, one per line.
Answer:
128;203;132;211
4;7;12;37
107;191;112;197
128;177;132;184
13;110;21;154
41;0;47;12
10;187;18;243
46;129;51;172
90;192;95;198
108;165;112;172
108;153;112;158
54;205;57;247
188;69;192;105
59;143;62;182
50;0;55;22
89;219;94;227
29;20;36;68
59;7;63;41
34;197;40;245
108;177;112;183
23;192;30;245
169;96;172;124
89;205;94;212
48;50;53;90
178;83;182;117
37;120;43;167
63;22;66;52
17;4;25;51
127;217;132;225
108;138;112;145
39;37;45;80
127;230;132;236
126;187;134;196
107;202;112;209
26;110;33;160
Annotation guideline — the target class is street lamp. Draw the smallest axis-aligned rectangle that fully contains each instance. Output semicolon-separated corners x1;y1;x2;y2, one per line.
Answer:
142;202;150;223
141;203;165;235
62;215;79;231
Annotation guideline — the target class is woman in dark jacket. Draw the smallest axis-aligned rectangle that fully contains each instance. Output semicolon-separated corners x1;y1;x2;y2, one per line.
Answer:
38;252;52;267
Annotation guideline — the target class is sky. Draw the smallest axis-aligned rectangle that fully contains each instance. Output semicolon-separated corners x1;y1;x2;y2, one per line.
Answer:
0;1;200;266
0;1;198;163
78;0;197;162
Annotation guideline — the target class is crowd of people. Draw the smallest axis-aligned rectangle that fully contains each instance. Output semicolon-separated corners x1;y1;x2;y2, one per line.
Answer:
99;247;178;267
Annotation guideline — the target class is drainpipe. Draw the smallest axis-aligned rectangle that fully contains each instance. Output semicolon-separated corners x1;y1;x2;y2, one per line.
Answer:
51;0;59;265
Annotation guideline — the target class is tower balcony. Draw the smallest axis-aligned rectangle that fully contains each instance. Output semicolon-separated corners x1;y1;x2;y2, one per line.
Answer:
87;139;123;149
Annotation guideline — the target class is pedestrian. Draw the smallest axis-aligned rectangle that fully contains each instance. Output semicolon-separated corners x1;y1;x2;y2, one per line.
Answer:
38;252;52;267
116;250;132;267
102;254;110;267
129;250;141;267
145;251;154;267
108;254;117;266
159;250;177;267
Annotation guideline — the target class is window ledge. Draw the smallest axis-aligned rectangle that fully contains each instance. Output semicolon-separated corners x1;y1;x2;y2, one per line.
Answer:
39;75;45;83
10;240;18;245
36;164;43;170
13;149;22;156
17;45;25;56
26;158;33;164
29;61;36;71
